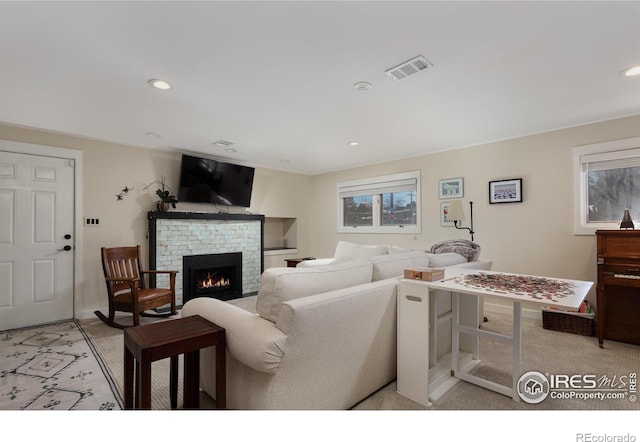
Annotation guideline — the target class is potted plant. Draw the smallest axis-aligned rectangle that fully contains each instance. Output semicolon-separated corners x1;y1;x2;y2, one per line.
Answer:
143;175;178;212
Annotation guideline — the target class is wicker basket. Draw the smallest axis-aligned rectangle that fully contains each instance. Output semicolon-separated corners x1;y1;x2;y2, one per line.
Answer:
542;307;595;336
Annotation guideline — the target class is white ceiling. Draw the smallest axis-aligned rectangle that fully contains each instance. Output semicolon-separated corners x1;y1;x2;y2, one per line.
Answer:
1;1;639;175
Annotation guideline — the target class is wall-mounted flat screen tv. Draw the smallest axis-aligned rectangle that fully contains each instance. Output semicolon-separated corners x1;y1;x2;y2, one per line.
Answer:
177;154;255;207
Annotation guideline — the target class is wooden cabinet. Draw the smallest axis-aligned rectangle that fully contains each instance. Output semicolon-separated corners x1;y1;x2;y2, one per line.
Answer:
596;230;640;348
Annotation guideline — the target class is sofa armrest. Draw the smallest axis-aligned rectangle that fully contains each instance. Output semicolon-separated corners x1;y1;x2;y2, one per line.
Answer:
296;258;335;267
181;297;287;374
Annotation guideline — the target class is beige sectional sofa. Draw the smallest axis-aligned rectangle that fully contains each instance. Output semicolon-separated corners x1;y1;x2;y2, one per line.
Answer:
181;243;491;409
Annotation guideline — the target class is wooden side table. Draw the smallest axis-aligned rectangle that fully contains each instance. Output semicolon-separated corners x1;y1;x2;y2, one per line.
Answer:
285;258;303;267
123;315;226;410
285;257;316;267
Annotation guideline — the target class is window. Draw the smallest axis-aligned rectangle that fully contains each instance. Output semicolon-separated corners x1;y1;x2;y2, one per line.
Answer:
573;137;640;234
337;171;420;233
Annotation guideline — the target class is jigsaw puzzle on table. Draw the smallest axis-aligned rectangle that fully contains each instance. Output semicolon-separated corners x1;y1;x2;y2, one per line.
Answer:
452;272;576;302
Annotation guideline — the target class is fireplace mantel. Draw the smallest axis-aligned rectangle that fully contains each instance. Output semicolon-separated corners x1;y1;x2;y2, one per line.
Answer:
148;211;265;223
148;211;265;304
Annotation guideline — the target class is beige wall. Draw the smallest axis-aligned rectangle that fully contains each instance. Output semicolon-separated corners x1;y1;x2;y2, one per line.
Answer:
309;115;640;309
0;124;311;318
2;114;640;317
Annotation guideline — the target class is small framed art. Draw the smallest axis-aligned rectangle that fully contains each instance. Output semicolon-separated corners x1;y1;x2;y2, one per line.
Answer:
438;177;463;199
489;178;523;204
440;201;455;226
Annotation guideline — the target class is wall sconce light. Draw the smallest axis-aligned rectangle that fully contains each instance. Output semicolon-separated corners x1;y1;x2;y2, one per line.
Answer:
447;200;475;241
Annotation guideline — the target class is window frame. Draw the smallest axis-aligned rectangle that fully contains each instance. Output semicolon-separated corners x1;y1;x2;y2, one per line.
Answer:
573;136;640;235
336;170;421;234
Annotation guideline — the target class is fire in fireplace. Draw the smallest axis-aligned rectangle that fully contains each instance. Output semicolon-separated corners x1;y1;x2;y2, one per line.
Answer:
183;252;243;304
198;272;231;291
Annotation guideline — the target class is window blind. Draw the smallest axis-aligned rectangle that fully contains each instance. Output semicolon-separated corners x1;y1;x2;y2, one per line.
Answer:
581;147;640;172
338;177;417;198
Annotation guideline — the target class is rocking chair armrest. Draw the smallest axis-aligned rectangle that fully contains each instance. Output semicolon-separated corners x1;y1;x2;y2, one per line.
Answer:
104;276;141;283
141;270;178;275
104;277;141;291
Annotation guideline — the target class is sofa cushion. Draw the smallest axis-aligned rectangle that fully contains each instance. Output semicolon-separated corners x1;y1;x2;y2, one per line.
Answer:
369;251;430;281
296;258;335;267
427;252;467;267
388;245;416;254
256;259;374;322
333;241;388;263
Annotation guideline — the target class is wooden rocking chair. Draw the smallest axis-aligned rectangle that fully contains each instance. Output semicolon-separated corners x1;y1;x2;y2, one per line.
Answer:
95;245;178;329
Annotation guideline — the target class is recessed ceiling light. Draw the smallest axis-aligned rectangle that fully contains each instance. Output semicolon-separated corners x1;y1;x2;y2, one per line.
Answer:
224;147;237;153
353;82;372;91
145;132;161;138
148;79;171;90
624;65;640;77
348;141;360;147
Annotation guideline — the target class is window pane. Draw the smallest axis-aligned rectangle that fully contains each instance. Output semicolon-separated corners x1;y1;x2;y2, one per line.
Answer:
381;191;417;226
343;195;373;226
587;166;640;222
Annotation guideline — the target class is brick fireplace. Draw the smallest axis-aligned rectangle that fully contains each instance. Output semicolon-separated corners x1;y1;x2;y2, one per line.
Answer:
148;212;264;306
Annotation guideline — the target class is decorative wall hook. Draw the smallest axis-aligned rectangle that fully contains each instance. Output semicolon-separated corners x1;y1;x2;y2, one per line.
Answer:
116;186;134;201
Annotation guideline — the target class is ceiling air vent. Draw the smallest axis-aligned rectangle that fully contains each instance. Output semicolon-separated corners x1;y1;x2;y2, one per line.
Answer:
385;55;433;80
212;139;234;147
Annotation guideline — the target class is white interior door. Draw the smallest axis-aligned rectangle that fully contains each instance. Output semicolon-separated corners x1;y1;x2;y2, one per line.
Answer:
0;150;75;331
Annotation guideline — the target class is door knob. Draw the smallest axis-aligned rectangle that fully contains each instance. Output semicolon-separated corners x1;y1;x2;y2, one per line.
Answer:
64;234;72;239
58;245;72;251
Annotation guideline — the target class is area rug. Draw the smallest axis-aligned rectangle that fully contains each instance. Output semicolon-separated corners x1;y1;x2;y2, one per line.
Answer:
0;320;122;410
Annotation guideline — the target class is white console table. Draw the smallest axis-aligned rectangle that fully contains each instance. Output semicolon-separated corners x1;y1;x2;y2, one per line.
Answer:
397;269;593;405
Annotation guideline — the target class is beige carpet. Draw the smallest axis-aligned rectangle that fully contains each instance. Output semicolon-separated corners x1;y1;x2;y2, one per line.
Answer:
79;297;640;411
354;309;640;410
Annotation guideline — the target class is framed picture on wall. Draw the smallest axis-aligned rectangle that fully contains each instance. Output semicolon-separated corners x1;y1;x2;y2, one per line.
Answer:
440;202;455;226
438;177;463;199
489;178;523;204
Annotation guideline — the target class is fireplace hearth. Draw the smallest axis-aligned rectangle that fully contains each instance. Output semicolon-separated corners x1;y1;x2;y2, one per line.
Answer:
183;252;243;304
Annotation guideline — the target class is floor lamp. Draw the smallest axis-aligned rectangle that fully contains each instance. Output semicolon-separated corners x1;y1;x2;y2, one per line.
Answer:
447;200;474;241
